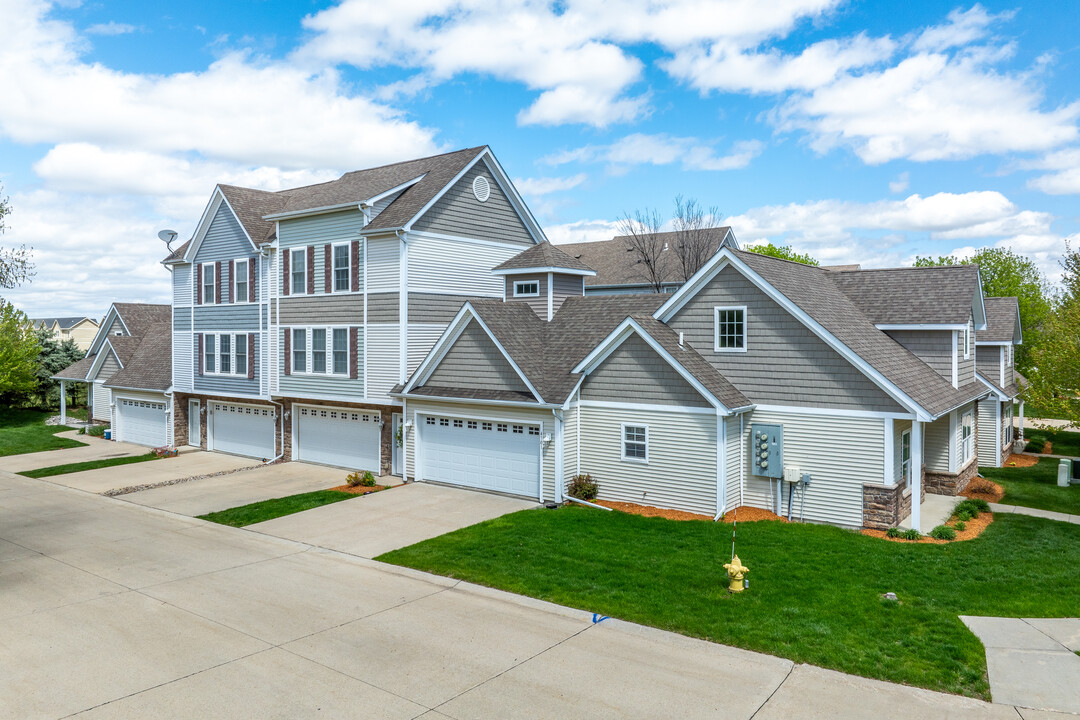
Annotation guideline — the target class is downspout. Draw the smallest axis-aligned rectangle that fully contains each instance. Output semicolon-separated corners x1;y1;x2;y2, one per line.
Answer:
739;413;745;508
565;495;612;511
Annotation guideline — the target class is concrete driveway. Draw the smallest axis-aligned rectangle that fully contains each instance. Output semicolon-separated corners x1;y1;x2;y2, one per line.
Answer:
121;461;367;516
0;431;147;473
248;482;537;557
38;450;257;494
0;470;1033;720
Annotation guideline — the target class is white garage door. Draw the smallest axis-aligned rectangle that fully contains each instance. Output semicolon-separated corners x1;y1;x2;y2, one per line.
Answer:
210;403;276;460
115;397;168;447
295;406;381;471
421;415;541;498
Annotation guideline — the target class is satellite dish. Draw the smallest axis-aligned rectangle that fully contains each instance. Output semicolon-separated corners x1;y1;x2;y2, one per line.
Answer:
158;229;178;251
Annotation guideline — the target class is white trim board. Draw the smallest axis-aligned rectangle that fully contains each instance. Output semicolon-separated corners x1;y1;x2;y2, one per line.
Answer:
492;266;597;277
577;399;718;415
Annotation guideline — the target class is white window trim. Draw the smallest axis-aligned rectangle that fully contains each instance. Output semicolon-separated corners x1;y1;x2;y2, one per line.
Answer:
233;258;250;304
961;411;974;464
714;305;748;353
964;323;971;359
332;241;351;293
513;280;540;298
290;325;351;377
901;428;912;489
203;332;249;377
202;264;216;305
621;423;649;464
290;247;307;296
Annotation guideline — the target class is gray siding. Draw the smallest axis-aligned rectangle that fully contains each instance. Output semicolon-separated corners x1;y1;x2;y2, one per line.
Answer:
369;190;402;222
408;294;472;324
173;311;192;332
94;350;121;382
412;162;534;245
368;293;400;323
279;296;364;326
277;328;365;399
957;317;975;385
725;415;742;510
426;320;529;393
194;303;261;332
194;204;252;263
886;330;952;383
105;316;126;337
581;334;710;408
668;265;904;412
552;273;584;314
193;335;261;395
976;345;1002;386
504;274;547;318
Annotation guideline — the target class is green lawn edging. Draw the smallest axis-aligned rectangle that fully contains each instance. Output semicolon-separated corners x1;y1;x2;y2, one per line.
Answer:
981;457;1080;515
1023;428;1080;458
19;452;160;479
0;408;86;456
198;490;357;527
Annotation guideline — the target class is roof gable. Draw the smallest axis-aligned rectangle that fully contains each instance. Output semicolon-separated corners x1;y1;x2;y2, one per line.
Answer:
831;265;986;329
978;297;1022;344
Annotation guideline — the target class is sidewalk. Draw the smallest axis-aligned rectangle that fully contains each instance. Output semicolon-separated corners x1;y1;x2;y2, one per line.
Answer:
990;502;1080;525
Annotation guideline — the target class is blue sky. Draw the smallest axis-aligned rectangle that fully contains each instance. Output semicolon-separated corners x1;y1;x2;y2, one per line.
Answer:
1;0;1078;317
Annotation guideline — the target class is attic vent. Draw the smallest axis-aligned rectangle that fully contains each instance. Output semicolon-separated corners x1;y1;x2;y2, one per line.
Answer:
472;175;491;202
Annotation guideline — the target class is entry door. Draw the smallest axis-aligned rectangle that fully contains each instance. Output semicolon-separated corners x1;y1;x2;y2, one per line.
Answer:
392;413;402;476
188;399;201;447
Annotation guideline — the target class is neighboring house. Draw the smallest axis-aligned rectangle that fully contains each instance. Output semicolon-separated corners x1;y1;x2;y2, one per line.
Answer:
29;316;101;351
162;146;546;468
396;240;994;531
975;297;1025;467
53;303;172;447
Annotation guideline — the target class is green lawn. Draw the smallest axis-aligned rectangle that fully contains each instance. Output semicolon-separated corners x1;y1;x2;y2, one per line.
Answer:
1024;427;1080;457
980;457;1080;514
198;489;357;527
0;408;86;456
379;506;1080;700
19;452;160;479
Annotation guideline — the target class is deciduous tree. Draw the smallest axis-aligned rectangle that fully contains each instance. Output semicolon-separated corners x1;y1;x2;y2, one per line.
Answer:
0;301;41;405
745;243;818;265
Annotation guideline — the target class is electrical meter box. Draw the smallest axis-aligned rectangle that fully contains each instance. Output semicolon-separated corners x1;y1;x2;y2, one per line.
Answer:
750;423;783;478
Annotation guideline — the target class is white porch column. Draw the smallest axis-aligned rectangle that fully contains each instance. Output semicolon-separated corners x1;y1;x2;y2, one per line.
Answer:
1018;401;1025;441
59;381;66;426
911;420;923;533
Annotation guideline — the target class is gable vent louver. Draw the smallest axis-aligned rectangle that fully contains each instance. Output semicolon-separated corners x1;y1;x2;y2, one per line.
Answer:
472;175;490;202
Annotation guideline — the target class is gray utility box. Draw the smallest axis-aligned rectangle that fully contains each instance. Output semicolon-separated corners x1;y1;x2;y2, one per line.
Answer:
750;423;784;479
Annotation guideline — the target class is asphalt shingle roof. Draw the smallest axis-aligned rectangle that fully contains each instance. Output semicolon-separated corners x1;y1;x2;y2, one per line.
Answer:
556;227;731;287
493;242;594;274
53;355;96;382
978;297;1021;343
114;303;171;337
30;316;96;330
103;322;172;391
830;265;981;325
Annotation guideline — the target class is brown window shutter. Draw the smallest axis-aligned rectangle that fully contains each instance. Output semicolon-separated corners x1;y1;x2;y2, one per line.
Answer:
349;327;358;379
197;333;203;375
215;261;222;303
247;333;255;380
351;240;360;292
249;259;256;302
307;245;315;295
282;250;290;297
324;244;332;293
227;260;234;303
283;327;291;375
195;264;202;305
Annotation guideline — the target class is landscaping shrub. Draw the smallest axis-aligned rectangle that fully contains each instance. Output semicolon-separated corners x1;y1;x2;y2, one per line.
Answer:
955;510;974;522
346;470;377;487
567;473;598;500
901;528;921;541
930;525;957;541
969;498;991;513
82;424;107;437
955;521;967;531
953;499;987;520
886;527;902;538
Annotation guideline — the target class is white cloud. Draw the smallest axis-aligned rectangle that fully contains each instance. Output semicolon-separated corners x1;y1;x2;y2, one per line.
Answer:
1026;148;1080;195
543;134;763;172
910;5;1006;53
85;21;136;36
889;172;909;193
545;218;622;245
513;174;587;197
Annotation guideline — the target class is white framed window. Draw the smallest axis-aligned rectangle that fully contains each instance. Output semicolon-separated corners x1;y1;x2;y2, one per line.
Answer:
292;328;307;373
714;306;747;352
312;328;326;373
290;248;306;295
290;327;350;376
901;429;912;489
961;411;974;464
964;323;971;359
203;333;248;376
622;424;649;463
202;264;215;304
332;328;348;374
1004;404;1014;445
514;280;540;297
333;243;350;292
1007;344;1013;367
234;258;249;303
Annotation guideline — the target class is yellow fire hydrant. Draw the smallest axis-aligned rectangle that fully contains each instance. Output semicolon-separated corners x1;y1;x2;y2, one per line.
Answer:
724;555;749;593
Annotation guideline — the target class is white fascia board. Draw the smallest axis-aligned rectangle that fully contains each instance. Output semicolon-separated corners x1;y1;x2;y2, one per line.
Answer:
976;373;1011;401
578;399;717;415
86;305;123;356
88;342;124;380
402;150;487;233
105;385;168;394
719;227;740;250
491;266;597;277
184;188;259;262
875;323;967;331
1013;303;1024;344
572;317;731;414
973;269;988;331
975;340;1013;346
477;151;549;245
656;250;931;420
752;403;916;420
389;391;558;410
365;175;426;207
263;202;363;221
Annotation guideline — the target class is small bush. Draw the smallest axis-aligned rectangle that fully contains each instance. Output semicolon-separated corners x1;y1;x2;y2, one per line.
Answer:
567;473;598;500
955;510;974;522
885;527;902;538
929;525;957;541
968;498;991;513
901;528;921;541
360;470;376;487
347;470;377;487
967;478;999;495
953;499;985;519
955;521;967;531
85;424;107;437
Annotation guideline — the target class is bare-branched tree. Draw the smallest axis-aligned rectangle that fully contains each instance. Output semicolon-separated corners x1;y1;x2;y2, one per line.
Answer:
671;195;722;281
0;187;34;290
617;208;668;293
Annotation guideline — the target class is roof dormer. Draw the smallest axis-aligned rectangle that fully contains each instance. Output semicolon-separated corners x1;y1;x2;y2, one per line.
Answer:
492;242;597;321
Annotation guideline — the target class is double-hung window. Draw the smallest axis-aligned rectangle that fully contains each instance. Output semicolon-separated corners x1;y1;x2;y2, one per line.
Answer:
311;329;327;373
292;328;307;372
204;334;216;373
219;334;231;374
964;324;971;359
332;328;348;374
203;333;248;376
234;259;248;302
333;244;350;292
961;411;974;464
514;280;539;297
202;264;215;304
235;335;247;375
622;424;649;463
901;429;912;488
1004;405;1013;445
714;306;746;352
290;248;306;295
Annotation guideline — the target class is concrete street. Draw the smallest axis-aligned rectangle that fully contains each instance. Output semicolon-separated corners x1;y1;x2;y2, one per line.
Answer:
0;467;1073;719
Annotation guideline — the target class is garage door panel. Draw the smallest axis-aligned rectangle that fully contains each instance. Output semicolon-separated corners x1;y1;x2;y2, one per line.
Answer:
421;415;540;498
116;397;167;447
211;403;275;460
295;406;381;471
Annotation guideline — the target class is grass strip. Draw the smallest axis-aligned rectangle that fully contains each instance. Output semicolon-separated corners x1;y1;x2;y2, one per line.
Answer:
981;456;1080;514
0;408;86;456
19;452;160;479
198;489;356;527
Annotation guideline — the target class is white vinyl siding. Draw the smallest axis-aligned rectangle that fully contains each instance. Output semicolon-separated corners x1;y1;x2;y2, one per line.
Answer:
366;236;400;293
977;398;1000;467
407;234;521;297
365;324;401;402
740;408;885;528
173;264;193;306
407;324;446;377
924;415;951;473
578;405;717;516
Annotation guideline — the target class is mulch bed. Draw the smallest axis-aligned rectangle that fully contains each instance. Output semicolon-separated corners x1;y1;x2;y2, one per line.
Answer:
1004;453;1038;467
593;500;713;521
963;477;1006;504
862;511;994;544
721;506;787;523
329;484;388;495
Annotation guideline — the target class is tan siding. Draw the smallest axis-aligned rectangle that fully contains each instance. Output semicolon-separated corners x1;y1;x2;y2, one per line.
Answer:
552;273;584;313
581;334;710;407
668;265;904;412
578;406;718;516
279;295;366;325
924;415;951;472
408;294;472;324
977;398;1000;467
412;162;534;245
426;321;530;393
738;409;885;527
976;345;1002;385
505;274;547;318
